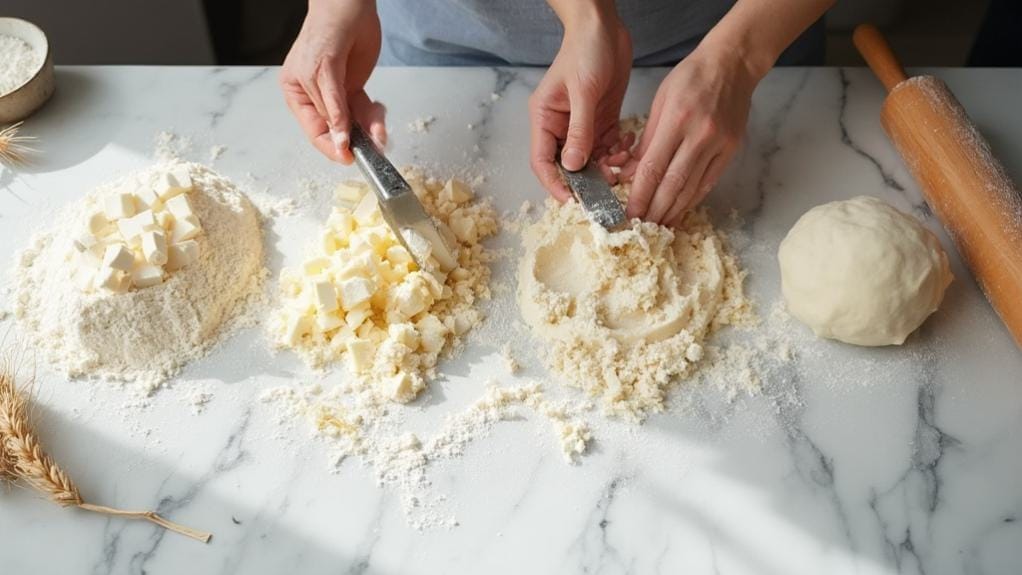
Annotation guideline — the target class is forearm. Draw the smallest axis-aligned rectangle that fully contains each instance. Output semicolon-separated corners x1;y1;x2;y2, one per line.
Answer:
701;0;834;80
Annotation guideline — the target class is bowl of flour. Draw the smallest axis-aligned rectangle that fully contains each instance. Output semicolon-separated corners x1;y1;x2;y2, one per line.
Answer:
0;17;54;123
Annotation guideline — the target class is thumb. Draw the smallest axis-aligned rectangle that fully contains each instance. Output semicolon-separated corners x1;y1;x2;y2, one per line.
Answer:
561;83;597;171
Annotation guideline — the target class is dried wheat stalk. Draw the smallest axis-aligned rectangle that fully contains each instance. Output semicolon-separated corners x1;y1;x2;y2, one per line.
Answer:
0;122;37;166
0;362;212;543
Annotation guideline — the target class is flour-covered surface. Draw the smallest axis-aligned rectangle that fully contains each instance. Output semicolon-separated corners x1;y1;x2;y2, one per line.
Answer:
0;67;1020;575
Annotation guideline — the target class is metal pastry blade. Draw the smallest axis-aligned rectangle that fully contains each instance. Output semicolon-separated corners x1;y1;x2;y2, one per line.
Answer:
558;161;627;230
349;123;459;272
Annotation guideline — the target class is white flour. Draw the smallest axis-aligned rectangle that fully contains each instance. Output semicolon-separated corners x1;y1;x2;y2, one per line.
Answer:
0;34;43;97
260;379;591;530
12;161;267;394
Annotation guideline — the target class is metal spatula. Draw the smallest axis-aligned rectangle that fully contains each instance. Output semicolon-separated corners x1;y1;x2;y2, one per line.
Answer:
349;123;458;272
558;160;626;230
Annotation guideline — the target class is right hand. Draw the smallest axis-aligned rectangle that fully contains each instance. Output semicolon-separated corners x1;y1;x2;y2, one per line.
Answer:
280;0;386;164
528;6;632;201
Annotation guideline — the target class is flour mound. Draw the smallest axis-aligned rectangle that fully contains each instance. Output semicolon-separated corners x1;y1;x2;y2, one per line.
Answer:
13;162;266;392
518;195;751;419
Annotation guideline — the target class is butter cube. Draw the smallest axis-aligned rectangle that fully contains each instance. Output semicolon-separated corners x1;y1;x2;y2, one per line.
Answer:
164;194;195;222
384;372;417;403
87;212;110;235
321;231;339;255
338;277;375;309
284;313;313;346
449;210;478;244
346;339;375;374
315;311;345;333
302;257;331;276
389;323;420;349
117;210;158;244
141;230;168;266
104;192;136;220
165;240;200;271
393;283;429;319
352;192;379;225
345;306;372;329
441;179;473;204
131;264;164;288
170;216;202;243
312;280;339;312
102;244;135;271
96;266;129;293
156;210;174;230
154;167;193;200
334;181;367;204
386;245;413;267
134;185;162;210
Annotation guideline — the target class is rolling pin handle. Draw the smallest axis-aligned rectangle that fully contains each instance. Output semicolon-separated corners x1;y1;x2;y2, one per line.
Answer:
853;24;909;92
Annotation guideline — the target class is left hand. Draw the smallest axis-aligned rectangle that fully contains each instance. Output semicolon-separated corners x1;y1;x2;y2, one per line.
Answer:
623;43;760;226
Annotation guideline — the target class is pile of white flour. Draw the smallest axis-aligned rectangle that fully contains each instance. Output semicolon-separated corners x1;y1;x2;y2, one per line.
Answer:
0;34;43;96
13;161;266;393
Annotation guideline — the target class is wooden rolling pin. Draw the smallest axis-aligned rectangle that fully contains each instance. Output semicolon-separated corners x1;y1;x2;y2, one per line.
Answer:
854;24;1022;349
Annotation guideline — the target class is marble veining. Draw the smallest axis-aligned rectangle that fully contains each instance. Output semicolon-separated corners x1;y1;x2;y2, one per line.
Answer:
0;66;1020;575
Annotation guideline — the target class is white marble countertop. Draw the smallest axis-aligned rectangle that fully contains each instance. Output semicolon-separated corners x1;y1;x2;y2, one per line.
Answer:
0;66;1020;575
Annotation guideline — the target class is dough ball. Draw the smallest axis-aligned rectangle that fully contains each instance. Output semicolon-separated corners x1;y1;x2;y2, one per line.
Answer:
778;196;952;346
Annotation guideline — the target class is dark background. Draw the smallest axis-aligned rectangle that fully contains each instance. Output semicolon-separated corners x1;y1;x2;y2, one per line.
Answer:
4;0;1020;67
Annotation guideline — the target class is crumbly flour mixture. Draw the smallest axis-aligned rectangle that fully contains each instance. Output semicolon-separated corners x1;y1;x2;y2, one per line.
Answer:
0;34;43;97
13;161;266;393
518;193;753;420
270;168;497;403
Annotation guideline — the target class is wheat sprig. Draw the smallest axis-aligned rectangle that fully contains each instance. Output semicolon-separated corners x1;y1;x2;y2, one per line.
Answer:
0;122;38;165
0;360;211;543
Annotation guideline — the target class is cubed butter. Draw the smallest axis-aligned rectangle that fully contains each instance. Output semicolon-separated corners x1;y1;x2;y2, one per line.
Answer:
352;192;379;225
345;305;372;329
311;279;339;312
141;230;168;266
448;210;478;244
165;240;200;271
384;372;418;403
315;311;345;333
131;264;164;288
87;212;110;235
441;179;473;204
284;313;313;346
96;266;128;293
102;244;135;271
104;192;136;220
117;210;158;244
164;194;195;222
334;181;367;204
134;185;162;210
170;216;202;243
338;277;375;309
416;314;448;354
346;339;375;374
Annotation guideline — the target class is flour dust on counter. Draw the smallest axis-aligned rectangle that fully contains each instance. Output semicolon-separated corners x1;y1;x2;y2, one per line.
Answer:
12;161;267;394
260;377;591;530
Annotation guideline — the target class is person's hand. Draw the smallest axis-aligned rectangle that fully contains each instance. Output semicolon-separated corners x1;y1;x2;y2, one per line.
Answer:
280;0;386;164
529;7;632;201
623;42;759;226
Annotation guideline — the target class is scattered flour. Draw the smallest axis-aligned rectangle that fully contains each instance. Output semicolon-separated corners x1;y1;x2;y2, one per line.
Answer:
12;161;267;394
0;34;43;97
260;379;591;530
208;145;227;162
407;116;436;134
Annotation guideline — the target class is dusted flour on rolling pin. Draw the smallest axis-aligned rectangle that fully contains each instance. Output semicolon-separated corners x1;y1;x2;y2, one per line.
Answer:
855;24;1022;348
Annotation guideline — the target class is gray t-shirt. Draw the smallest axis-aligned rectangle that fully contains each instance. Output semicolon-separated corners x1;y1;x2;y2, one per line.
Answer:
377;0;823;66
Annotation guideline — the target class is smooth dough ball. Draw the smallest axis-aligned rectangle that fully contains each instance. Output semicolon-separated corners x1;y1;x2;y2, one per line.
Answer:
778;196;952;346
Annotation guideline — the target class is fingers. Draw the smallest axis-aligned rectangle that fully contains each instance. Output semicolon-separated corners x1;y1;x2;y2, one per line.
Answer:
645;139;703;223
627;118;684;220
529;93;572;202
662;150;714;225
283;83;348;163
561;84;598;171
350;90;388;148
319;64;352;158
